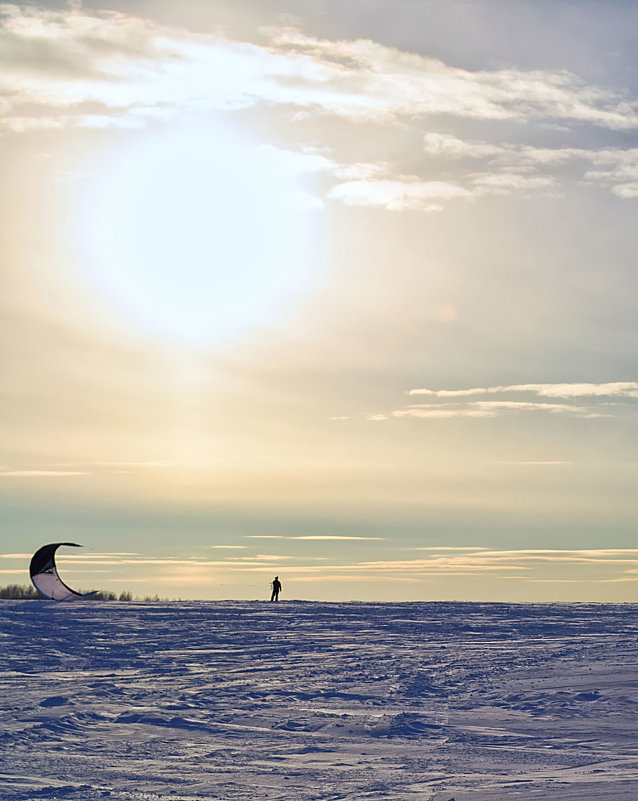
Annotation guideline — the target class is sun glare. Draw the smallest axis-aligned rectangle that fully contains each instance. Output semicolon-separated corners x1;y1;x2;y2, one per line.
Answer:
82;126;321;345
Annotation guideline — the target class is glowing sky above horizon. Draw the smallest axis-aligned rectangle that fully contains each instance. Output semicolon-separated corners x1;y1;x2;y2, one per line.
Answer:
2;0;638;602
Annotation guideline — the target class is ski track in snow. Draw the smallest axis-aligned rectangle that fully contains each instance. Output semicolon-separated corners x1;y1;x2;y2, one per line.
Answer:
1;601;638;800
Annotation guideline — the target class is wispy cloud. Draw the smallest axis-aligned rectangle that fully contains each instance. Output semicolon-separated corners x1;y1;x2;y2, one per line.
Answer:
291;575;421;583
9;547;635;589
350;381;638;421
328;179;470;212
326;166;557;212
0;552;140;559
471;172;556;195
1;8;637;132
408;382;638;399
58;550;638;574
394;401;600;419
90;461;175;468
268;30;638;128
3;6;638;220
491;461;572;466
246;535;384;541
0;553;33;559
0;469;90;476
423;133;638;201
209;545;248;550
413;546;488;551
270;549;638;584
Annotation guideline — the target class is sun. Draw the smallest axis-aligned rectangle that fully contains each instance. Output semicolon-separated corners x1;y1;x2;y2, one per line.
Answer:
82;125;321;345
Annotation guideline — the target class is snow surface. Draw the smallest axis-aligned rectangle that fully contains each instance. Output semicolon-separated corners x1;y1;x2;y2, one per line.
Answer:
2;600;638;800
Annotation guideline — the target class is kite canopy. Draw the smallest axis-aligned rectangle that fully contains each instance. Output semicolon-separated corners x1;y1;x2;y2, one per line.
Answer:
29;542;87;601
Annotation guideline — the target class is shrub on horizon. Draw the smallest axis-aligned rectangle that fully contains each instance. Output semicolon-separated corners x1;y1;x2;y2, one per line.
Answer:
0;585;157;601
0;584;44;600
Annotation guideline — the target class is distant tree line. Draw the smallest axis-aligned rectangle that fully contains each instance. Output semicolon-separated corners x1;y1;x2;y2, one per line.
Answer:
0;584;167;601
0;584;44;600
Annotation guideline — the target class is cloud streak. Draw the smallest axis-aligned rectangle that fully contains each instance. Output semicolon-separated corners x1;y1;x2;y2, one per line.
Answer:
328;179;470;211
351;382;638;421
394;401;600;419
246;535;384;541
423;134;638;201
408;382;638;399
1;7;637;132
6;547;634;590
0;470;90;476
275;548;638;584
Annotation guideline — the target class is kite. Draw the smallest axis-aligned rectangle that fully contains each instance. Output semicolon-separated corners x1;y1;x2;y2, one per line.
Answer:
29;542;94;601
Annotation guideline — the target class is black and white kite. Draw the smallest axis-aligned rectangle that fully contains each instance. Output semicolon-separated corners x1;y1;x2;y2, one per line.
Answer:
29;542;93;601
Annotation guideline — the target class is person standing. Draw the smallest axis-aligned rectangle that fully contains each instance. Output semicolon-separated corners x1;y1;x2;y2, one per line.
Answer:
270;576;282;602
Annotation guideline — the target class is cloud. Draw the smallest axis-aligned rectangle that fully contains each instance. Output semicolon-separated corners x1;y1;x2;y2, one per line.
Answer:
0;553;33;559
584;147;638;195
2;7;638;133
394;401;600;419
423;134;586;166
263;549;638;579
17;546;637;589
0;7;289;127
477;548;638;556
423;133;638;200
334;162;390;181
328;179;470;211
246;554;296;561
393;406;496;419
4;6;638;216
611;183;638;199
290;575;421;583
532;577;638;583
53;552;141;557
269;30;638;128
209;545;248;550
91;461;179;468
423;133;503;159
408;382;638;398
471;172;556;195
413;546;488;551
0;470;90;476
61;557;209;565
342;381;638;422
534;382;638;398
491;461;572;466
326;167;558;211
246;535;385;541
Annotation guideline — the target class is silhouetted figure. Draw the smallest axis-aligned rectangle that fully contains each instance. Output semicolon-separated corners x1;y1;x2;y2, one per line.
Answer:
270;576;282;602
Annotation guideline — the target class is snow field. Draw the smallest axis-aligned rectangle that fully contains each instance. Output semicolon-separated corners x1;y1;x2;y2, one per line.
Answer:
1;600;638;800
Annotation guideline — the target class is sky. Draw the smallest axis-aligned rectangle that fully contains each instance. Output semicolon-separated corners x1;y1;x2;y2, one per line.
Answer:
2;0;638;602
